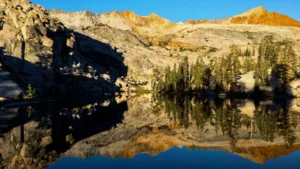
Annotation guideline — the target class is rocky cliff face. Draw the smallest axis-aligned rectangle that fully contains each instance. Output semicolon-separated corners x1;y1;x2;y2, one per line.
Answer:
0;0;77;89
0;0;126;97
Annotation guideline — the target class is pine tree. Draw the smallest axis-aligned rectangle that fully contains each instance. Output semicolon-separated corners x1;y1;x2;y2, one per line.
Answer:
255;58;269;86
193;57;205;90
259;35;276;67
281;40;297;73
171;63;178;91
232;54;241;81
252;45;256;56
177;62;185;92
242;57;255;73
244;47;251;57
164;65;171;90
272;63;295;90
255;35;277;87
213;57;224;92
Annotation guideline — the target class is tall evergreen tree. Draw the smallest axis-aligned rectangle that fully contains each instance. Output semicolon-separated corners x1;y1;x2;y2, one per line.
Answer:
193;57;206;90
183;56;190;91
252;45;256;56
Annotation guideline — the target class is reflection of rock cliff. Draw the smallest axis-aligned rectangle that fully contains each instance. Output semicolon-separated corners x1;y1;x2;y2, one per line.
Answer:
0;97;126;168
63;96;300;164
1;96;300;167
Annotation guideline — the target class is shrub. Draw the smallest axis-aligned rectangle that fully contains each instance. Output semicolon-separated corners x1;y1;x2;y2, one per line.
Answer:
207;47;217;53
26;84;36;99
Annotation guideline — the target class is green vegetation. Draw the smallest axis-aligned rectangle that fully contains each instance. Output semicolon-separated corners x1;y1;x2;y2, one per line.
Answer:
244;47;251;56
134;86;151;94
255;35;297;89
207;47;218;53
155;44;244;93
158;40;169;47
26;84;36;99
95;23;106;27
155;35;298;94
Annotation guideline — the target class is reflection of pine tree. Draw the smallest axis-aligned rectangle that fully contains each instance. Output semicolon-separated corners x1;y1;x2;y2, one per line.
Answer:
158;95;298;148
214;100;241;149
277;108;296;147
226;104;241;149
254;105;277;142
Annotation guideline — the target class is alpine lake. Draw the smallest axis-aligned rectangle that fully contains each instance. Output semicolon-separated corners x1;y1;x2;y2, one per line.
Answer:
1;93;300;169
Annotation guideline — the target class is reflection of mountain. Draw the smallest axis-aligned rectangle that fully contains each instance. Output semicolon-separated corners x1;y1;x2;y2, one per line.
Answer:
0;96;128;168
1;95;300;168
63;95;300;164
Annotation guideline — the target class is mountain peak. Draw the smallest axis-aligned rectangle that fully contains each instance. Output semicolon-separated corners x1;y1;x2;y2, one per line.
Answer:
147;13;159;17
230;6;300;28
236;6;268;17
120;10;139;17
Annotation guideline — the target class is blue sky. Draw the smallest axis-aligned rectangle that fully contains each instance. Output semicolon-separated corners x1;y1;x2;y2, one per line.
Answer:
31;0;300;22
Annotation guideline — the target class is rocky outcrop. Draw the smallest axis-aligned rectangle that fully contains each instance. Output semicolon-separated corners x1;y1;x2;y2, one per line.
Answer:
0;0;77;88
186;19;208;24
288;79;300;97
0;0;124;98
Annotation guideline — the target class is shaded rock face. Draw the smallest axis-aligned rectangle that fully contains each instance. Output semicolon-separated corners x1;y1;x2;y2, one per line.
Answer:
0;67;23;97
0;0;77;88
0;0;126;96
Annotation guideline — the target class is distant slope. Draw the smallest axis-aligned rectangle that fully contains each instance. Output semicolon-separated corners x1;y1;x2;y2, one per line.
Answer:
230;6;300;27
186;6;300;28
49;10;175;35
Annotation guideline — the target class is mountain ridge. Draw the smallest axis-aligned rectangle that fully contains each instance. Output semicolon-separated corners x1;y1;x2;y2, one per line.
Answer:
184;6;300;28
48;6;300;36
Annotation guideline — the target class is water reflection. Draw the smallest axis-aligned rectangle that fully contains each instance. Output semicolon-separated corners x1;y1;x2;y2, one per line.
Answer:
156;96;300;148
0;95;300;168
0;98;127;168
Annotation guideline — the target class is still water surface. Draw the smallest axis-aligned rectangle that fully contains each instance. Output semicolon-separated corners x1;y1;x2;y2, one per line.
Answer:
1;94;300;169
